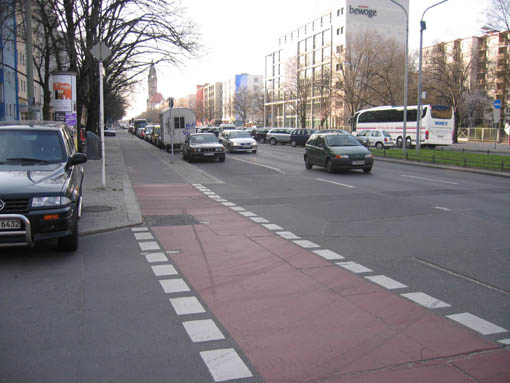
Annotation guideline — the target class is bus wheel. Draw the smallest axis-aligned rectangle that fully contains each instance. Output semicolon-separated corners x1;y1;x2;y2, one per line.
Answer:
406;137;412;148
396;137;403;148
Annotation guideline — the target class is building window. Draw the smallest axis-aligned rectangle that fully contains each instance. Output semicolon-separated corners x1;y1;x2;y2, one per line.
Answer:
341;27;344;35
337;28;340;35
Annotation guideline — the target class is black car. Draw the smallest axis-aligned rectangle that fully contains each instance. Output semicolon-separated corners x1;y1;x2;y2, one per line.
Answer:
0;122;87;251
290;128;316;146
304;132;373;173
254;127;270;143
182;133;225;162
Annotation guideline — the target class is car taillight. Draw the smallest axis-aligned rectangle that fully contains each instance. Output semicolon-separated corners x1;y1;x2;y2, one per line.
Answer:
384;137;388;142
425;130;429;139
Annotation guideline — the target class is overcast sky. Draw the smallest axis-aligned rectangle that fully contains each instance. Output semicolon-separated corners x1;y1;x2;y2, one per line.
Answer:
127;0;491;117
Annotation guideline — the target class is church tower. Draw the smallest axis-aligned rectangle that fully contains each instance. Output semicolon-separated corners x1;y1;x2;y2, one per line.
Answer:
147;62;157;109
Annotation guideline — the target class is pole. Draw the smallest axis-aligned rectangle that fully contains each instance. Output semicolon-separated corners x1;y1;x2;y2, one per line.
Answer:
389;0;408;154
417;1;449;152
99;60;106;188
25;0;35;120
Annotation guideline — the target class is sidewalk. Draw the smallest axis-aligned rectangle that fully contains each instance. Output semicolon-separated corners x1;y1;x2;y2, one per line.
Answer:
80;132;142;236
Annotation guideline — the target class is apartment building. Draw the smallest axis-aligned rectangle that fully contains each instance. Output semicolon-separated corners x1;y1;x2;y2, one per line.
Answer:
222;73;263;124
1;3;19;121
264;0;408;129
203;82;222;124
423;30;510;121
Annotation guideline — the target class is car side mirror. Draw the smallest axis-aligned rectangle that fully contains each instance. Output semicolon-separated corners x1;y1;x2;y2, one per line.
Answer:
67;152;87;168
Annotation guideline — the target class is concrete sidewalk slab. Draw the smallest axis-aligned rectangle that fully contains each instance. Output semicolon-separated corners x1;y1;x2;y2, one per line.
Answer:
80;133;142;235
133;182;509;383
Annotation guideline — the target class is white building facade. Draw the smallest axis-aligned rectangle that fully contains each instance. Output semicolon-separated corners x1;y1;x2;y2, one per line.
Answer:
264;0;409;129
222;73;263;125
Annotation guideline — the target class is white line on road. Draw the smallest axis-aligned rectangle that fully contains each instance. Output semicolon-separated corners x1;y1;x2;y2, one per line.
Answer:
446;313;507;335
365;275;408;290
239;211;257;217
151;264;178;277
336;261;373;274
435;206;451;211
230;206;246;211
401;174;458;185
277;231;301;240
169;296;206;315
182;319;225;343
250;217;270;223
221;202;236;207
313;249;345;260
131;227;149;232
262;223;283;230
293;240;320;248
317;178;356;189
200;349;253;382
134;232;154;240
138;241;160;251
159;279;190;294
401;292;451;309
145;253;168;263
229;156;285;174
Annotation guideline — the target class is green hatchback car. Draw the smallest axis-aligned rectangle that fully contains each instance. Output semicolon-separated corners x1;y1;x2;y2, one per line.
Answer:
304;133;374;173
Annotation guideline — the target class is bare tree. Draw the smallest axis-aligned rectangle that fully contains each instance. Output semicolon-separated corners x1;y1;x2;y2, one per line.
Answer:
484;0;510;31
459;89;491;127
234;88;255;125
423;44;473;142
283;55;312;128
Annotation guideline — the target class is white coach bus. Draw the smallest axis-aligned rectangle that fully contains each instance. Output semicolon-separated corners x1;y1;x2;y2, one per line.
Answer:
350;105;454;148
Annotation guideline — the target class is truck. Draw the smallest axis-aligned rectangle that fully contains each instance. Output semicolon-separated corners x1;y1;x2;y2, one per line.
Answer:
159;108;196;152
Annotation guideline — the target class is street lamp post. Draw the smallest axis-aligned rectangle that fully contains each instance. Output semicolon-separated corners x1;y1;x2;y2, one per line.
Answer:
417;1;448;152
389;0;409;154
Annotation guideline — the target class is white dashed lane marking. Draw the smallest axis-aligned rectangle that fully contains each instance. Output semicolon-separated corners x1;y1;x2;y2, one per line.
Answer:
336;261;373;274
401;174;458;185
159;279;191;294
239;211;257;217
250;217;269;223
145;253;168;263
365;275;408;290
293;240;320;249
138;241;160;251
170;296;206;315
230;206;245;211
151;264;178;277
134;232;154;240
200;349;253;382
182;319;226;343
221;202;236;207
262;223;283;230
276;231;300;240
131;227;148;232
317;178;356;189
313;249;345;260
401;292;451;309
446;313;507;335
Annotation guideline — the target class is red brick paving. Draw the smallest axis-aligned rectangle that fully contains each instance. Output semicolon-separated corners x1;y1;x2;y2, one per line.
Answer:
135;183;510;383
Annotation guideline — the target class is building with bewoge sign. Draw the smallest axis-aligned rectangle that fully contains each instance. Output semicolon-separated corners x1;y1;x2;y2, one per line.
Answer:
264;0;409;129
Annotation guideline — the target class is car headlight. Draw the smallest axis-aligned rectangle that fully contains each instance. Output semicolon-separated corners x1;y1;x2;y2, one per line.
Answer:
365;153;373;158
335;154;349;159
32;196;72;207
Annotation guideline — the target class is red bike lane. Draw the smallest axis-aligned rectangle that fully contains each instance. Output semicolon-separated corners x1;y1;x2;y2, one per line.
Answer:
134;183;510;383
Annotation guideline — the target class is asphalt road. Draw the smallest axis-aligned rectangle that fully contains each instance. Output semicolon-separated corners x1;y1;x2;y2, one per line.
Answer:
190;141;510;340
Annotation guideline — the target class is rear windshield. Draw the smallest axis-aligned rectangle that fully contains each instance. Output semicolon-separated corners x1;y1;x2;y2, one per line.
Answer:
0;130;65;164
430;106;453;119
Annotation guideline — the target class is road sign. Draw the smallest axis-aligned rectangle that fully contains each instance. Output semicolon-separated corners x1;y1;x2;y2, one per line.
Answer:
91;41;111;61
493;108;501;123
494;99;502;109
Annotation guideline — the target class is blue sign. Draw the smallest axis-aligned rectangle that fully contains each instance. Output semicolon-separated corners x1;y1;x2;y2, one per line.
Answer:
494;99;502;109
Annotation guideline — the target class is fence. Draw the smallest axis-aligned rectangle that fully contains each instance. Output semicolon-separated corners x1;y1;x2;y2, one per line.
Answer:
458;127;509;142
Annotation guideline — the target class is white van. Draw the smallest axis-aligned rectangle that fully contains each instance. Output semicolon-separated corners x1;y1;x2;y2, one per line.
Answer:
159;108;196;151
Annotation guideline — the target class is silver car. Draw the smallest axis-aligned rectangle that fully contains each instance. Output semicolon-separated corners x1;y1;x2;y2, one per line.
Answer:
220;130;257;153
266;128;293;145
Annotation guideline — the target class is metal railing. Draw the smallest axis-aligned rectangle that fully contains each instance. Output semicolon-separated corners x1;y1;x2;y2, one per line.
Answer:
457;127;509;142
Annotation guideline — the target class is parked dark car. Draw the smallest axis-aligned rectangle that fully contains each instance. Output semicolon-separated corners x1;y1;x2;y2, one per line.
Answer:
182;133;225;162
304;132;373;173
254;127;270;143
0;122;87;251
290;128;316;146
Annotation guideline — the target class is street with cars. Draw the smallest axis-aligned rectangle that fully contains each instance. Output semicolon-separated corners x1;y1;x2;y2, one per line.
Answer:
1;129;510;382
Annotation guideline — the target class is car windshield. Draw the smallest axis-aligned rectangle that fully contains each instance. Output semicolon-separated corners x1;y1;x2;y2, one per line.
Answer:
190;134;218;144
325;134;361;147
229;131;251;138
0;130;65;164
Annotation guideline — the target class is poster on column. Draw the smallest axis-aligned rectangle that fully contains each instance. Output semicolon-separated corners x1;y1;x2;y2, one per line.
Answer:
50;72;77;113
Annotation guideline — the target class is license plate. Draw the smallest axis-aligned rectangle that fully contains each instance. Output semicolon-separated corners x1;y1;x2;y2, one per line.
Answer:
352;160;365;165
203;152;214;156
0;219;21;230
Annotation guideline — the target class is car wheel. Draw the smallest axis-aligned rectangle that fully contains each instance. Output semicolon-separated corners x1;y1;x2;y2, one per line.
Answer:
229;145;234;153
188;155;193;163
58;216;79;252
326;159;335;173
252;150;257;154
291;140;297;147
305;155;312;169
219;156;225;162
376;142;384;149
363;167;372;174
270;138;276;145
183;151;188;160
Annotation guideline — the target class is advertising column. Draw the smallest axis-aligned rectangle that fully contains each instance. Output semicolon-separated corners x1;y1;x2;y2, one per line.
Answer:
50;72;78;148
